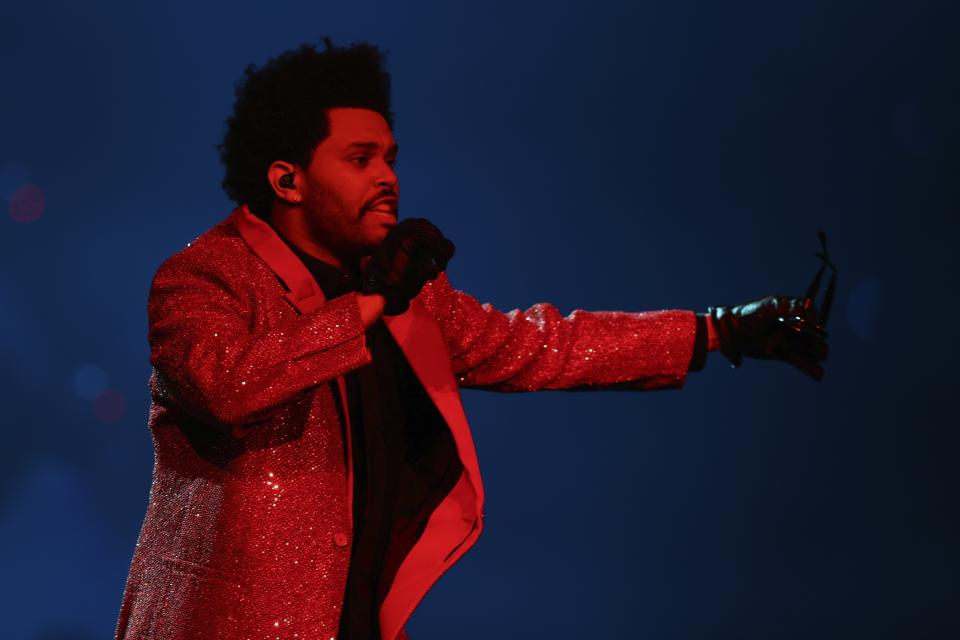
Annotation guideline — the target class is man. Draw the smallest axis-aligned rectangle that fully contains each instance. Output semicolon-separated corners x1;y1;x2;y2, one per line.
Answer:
114;38;827;640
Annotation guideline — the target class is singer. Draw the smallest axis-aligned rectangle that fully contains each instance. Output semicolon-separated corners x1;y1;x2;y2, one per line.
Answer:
114;38;829;640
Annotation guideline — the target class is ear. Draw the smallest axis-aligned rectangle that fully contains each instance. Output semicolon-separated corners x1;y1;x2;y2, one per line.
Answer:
267;160;302;204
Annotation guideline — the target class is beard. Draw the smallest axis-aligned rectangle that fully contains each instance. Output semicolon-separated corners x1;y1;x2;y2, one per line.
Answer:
303;192;393;264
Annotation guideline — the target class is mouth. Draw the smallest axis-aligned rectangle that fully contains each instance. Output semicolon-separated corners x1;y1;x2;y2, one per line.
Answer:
365;198;397;217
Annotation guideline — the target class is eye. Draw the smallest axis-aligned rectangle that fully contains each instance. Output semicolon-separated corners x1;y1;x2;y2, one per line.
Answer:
350;156;370;167
386;158;398;169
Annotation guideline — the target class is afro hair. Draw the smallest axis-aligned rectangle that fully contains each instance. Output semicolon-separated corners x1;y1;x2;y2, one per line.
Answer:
217;37;394;219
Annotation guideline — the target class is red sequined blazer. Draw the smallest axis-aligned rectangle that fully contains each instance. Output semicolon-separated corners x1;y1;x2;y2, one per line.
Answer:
114;204;698;640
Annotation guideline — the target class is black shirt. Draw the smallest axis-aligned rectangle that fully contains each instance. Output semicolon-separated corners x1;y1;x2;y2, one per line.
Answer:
269;231;463;640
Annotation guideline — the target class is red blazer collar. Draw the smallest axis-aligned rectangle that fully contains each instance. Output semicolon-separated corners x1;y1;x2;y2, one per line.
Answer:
228;204;328;314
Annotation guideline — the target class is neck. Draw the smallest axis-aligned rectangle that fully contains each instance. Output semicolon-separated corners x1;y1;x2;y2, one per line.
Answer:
269;206;348;268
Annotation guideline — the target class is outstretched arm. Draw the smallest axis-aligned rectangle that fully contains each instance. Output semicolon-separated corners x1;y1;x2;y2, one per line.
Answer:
417;272;708;392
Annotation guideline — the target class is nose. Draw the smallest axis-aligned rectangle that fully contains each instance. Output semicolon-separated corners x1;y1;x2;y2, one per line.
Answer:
375;159;398;191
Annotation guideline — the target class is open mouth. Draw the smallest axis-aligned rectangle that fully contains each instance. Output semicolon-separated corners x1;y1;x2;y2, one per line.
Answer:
366;198;397;216
367;207;396;218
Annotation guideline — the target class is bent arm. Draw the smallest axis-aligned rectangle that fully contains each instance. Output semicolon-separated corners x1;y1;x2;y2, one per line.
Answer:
417;273;699;391
148;256;374;428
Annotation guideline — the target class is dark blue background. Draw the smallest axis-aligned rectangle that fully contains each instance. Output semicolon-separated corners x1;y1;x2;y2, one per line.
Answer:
1;1;957;638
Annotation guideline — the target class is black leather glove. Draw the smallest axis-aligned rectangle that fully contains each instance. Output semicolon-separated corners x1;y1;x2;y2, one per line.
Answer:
361;218;455;315
707;295;829;381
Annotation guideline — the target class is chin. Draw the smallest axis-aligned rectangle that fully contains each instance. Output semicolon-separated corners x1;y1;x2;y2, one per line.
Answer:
356;236;386;256
371;225;393;241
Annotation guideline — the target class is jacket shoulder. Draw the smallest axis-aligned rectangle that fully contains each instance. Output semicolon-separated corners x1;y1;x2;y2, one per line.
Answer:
153;218;248;276
148;216;288;317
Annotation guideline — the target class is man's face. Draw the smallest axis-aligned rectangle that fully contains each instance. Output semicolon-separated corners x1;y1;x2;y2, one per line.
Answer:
299;107;399;262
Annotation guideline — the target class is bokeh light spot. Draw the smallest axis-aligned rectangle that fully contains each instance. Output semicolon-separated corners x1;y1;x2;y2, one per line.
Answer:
9;183;45;223
93;388;126;424
0;162;30;199
845;276;882;340
72;364;108;400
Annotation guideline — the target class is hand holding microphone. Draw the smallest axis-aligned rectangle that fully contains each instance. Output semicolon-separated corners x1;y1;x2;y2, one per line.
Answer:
361;218;455;315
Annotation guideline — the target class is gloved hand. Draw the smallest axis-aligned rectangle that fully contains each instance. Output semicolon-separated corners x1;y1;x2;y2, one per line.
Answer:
707;295;829;381
361;218;455;315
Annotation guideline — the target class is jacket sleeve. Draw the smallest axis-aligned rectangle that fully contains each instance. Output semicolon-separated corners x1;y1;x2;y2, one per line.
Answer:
147;252;372;428
416;272;698;391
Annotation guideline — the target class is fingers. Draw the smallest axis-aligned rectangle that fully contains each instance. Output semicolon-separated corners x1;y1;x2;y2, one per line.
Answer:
793;325;829;361
784;349;825;381
368;219;454;314
395;219;455;271
408;246;441;277
728;294;829;380
778;323;829;361
778;314;829;342
785;296;824;328
773;327;827;380
397;218;444;245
